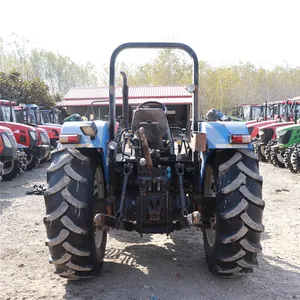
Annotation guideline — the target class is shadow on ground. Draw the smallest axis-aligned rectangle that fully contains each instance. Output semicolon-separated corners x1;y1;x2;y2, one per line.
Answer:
63;230;300;300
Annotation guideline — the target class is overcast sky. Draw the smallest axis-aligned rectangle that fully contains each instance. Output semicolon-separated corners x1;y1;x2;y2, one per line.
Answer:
1;0;299;68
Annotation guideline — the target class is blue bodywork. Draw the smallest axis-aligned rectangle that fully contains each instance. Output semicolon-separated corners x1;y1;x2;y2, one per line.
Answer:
59;119;252;192
199;121;252;191
199;121;252;150
59;120;110;179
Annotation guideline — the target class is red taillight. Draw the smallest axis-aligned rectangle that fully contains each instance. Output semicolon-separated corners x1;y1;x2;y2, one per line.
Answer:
230;134;251;144
59;134;81;144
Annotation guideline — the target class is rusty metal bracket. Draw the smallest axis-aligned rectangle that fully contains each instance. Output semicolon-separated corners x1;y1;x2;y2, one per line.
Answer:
139;127;153;170
94;213;135;231
190;132;206;152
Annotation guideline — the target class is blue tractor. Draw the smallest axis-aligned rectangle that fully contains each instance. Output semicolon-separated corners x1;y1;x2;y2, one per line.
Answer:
43;43;264;280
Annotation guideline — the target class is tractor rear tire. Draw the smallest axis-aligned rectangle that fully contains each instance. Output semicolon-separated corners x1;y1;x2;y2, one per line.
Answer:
43;148;107;280
253;140;267;162
264;139;276;163
284;145;297;173
270;148;285;168
291;144;300;173
202;149;264;276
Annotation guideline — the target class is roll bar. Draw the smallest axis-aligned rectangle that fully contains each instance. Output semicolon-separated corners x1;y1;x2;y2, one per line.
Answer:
109;42;199;141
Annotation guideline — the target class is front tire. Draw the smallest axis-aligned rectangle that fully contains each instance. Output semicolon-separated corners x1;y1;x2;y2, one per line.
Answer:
284;145;297;173
253;140;267;162
43;148;107;280
291;144;300;173
2;158;22;181
270;150;285;168
265;139;276;162
202;149;264;276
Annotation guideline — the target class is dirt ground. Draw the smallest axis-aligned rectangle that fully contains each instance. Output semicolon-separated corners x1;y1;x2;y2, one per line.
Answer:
0;162;299;300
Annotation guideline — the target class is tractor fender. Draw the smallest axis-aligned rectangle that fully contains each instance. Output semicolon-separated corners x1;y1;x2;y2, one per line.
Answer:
60;120;110;148
198;121;253;192
199;121;253;150
58;120;111;180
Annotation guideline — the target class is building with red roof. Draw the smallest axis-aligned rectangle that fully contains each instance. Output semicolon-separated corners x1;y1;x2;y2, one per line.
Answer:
57;85;192;127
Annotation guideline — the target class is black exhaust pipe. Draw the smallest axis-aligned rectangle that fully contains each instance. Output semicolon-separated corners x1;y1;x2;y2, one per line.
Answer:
264;101;268;121
294;109;299;124
120;71;129;128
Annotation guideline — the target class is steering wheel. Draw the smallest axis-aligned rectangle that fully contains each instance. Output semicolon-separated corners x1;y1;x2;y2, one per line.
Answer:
137;101;167;114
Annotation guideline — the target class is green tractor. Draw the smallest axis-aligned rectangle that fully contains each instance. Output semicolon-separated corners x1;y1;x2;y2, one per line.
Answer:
270;122;300;171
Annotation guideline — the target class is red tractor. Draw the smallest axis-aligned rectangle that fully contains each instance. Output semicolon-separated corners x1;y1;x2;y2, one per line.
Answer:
237;104;265;121
19;104;62;148
254;99;300;162
0;100;50;170
41;108;63;125
247;120;276;139
0;125;27;180
14;105;53;162
247;100;294;139
254;121;294;161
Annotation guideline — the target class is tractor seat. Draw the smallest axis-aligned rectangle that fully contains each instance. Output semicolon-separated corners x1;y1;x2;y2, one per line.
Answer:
131;108;172;150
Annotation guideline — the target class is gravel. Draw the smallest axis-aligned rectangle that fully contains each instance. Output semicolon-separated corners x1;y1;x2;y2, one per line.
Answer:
0;162;299;300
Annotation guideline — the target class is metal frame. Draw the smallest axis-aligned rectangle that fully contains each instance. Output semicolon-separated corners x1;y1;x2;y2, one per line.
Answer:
108;42;199;142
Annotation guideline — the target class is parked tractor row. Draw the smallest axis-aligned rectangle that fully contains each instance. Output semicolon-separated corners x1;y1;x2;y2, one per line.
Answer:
244;98;300;173
0;100;62;181
236;98;299;122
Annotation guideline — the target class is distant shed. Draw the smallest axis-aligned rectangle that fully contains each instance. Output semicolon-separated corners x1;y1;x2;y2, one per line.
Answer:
56;86;192;127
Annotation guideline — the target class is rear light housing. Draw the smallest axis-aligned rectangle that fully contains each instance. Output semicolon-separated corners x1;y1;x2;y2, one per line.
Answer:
2;134;12;148
80;122;98;137
230;134;251;144
59;134;81;144
40;132;50;145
